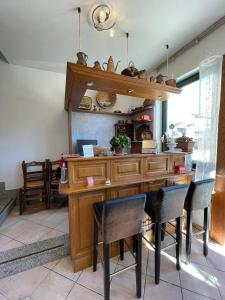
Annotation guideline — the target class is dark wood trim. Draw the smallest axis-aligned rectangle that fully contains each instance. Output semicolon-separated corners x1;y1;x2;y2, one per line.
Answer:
68;99;72;153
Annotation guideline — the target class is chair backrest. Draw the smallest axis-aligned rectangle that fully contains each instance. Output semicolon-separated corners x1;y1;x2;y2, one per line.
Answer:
46;160;61;182
155;184;189;223
22;160;46;188
185;179;215;211
103;194;146;244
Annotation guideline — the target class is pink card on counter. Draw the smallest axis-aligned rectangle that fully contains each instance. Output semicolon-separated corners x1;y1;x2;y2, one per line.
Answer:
87;176;94;187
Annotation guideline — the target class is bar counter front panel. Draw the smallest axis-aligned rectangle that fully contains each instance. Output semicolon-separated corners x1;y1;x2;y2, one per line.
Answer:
60;153;192;272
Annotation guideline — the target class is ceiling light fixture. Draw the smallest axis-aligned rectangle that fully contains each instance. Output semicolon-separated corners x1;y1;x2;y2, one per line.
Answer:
91;4;116;32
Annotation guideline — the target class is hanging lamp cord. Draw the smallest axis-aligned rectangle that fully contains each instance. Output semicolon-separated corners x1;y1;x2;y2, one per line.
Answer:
166;44;169;77
77;7;81;52
126;32;129;66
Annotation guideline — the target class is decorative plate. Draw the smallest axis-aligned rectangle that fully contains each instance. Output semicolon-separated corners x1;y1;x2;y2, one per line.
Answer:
96;91;117;109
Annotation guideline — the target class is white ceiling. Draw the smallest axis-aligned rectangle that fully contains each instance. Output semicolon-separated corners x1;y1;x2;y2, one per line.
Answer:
1;0;225;74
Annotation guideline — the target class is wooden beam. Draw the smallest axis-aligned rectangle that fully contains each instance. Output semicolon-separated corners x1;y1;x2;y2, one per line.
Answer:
211;55;225;245
64;63;182;112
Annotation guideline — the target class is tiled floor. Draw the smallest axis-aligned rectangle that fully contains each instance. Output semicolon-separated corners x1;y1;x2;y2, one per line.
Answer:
0;236;224;300
0;207;69;252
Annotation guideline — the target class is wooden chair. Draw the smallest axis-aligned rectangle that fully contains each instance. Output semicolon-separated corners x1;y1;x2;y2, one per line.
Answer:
20;161;47;215
46;160;67;209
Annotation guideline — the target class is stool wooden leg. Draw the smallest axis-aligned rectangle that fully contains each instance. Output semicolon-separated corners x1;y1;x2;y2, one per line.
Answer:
133;235;137;253
161;223;166;241
155;223;161;284
93;218;98;272
203;207;209;256
176;217;182;270
119;239;124;261
103;243;110;300
136;233;142;298
186;211;192;263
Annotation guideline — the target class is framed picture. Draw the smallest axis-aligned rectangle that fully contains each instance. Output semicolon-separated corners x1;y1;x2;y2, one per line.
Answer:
78;96;92;110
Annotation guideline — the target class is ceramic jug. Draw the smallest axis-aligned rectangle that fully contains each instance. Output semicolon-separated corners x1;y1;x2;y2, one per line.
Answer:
102;56;120;72
77;52;88;66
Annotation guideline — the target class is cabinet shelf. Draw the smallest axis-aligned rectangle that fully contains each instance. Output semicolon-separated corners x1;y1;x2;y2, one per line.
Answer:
65;63;182;111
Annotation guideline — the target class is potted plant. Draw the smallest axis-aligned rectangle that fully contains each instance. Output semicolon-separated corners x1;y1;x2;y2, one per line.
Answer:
176;136;195;152
109;135;131;155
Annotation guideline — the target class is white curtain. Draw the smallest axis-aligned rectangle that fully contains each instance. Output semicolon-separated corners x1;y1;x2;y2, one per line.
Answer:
195;55;222;181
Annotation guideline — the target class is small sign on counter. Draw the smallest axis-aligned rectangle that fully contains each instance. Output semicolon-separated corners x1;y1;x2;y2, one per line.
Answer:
87;176;94;187
83;145;94;157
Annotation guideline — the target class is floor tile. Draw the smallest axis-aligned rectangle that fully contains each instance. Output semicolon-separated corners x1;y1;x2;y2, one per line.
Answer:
180;262;221;299
182;238;208;266
37;229;63;241
54;218;69;233
52;256;81;281
110;268;145;300
206;241;225;272
0;215;21;231
182;288;216;300
77;262;117;296
67;283;103;300
144;274;182;300
0;266;49;300
211;269;225;300
113;244;149;274
0;234;24;252
43;259;60;270
0;293;8;300
146;247;180;286
31;271;74;300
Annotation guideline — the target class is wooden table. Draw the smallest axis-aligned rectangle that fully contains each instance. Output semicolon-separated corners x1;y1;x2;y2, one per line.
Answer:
60;153;192;272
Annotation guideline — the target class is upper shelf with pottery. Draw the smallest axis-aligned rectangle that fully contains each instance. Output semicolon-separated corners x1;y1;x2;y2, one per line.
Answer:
64;62;182;112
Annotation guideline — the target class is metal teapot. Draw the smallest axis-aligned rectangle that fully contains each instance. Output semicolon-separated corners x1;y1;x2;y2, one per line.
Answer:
102;56;120;73
121;61;139;77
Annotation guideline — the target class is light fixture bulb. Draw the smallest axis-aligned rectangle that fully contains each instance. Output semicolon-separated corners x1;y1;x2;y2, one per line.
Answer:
99;8;106;23
109;27;115;37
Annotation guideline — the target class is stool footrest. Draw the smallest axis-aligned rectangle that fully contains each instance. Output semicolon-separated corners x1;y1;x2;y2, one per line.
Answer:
110;263;137;278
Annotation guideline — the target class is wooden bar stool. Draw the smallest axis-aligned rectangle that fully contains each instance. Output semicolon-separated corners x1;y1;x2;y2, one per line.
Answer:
46;160;67;209
93;194;146;300
184;179;215;263
143;184;189;284
20;160;47;215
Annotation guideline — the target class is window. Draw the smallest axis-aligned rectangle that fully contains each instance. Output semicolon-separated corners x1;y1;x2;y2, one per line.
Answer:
167;79;199;138
163;73;199;158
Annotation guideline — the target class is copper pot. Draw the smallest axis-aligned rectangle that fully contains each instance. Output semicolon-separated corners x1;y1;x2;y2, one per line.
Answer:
166;79;176;87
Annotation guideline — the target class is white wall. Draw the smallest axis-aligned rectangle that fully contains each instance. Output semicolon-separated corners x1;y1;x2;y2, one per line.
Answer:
158;24;225;79
0;62;68;189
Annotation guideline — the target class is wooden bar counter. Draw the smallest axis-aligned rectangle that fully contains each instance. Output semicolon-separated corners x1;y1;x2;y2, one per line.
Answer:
60;153;191;272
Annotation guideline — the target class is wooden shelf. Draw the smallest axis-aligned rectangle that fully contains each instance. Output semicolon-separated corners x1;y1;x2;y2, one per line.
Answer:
129;106;152;116
74;109;128;116
65;63;182;111
75;105;153;117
